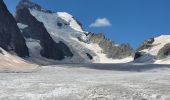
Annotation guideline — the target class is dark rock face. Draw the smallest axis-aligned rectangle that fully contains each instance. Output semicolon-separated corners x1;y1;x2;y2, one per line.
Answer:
134;52;144;60
15;0;73;60
157;43;170;59
86;53;93;60
0;49;3;55
137;38;154;51
88;33;134;59
0;0;29;57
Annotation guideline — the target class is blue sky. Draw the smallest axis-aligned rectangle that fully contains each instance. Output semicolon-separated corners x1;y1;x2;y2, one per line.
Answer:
4;0;170;48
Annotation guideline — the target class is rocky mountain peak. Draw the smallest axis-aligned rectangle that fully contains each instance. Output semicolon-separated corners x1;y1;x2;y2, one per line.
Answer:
15;0;73;60
88;32;134;59
17;0;52;13
17;0;41;9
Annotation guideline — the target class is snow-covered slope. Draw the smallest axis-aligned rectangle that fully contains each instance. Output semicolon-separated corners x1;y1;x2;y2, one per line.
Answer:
141;35;170;56
135;35;170;64
0;48;38;72
57;12;83;32
29;9;87;43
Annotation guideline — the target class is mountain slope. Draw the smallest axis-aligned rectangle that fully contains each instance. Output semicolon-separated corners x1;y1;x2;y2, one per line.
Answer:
14;0;134;64
134;35;170;64
0;48;38;72
15;0;73;62
88;33;134;59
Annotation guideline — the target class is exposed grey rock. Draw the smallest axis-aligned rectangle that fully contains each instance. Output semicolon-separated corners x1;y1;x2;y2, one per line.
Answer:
0;0;29;57
15;0;73;60
137;38;154;51
17;0;52;13
134;37;155;61
157;43;170;59
88;33;134;59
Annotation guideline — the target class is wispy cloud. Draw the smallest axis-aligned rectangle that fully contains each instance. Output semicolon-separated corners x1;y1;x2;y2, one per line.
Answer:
89;18;111;27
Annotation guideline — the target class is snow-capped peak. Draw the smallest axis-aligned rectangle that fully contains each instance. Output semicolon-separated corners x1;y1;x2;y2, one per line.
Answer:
141;35;170;56
135;34;170;64
17;0;41;9
18;0;83;32
57;12;83;32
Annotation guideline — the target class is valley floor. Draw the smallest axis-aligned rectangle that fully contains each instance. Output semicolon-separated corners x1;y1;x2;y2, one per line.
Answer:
0;64;170;100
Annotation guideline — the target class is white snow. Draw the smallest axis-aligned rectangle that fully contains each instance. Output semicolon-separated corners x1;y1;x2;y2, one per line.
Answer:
17;23;28;29
57;12;83;32
25;38;42;58
155;56;170;64
0;64;170;100
25;38;59;65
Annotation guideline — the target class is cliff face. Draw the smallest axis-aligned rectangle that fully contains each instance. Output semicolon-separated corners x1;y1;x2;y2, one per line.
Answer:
88;33;134;59
15;0;73;60
0;0;29;57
